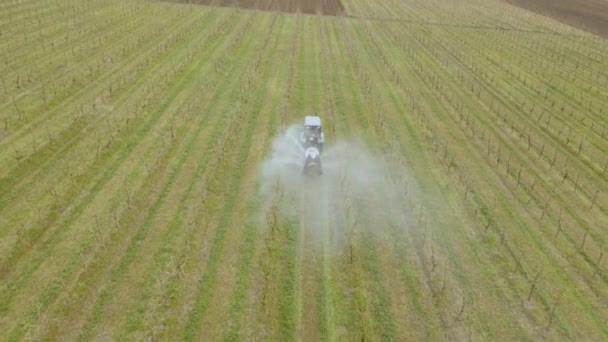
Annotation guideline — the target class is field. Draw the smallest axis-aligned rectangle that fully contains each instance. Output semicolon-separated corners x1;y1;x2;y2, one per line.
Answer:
1;0;607;340
176;0;344;15
505;0;608;38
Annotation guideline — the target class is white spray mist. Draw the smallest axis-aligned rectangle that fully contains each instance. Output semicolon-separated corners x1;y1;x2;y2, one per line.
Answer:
258;124;415;251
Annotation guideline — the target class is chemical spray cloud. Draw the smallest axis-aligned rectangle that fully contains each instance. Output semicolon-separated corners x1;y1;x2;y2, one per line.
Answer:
258;124;416;251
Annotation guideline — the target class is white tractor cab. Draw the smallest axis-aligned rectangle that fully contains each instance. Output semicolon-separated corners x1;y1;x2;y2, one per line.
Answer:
300;116;324;176
300;115;324;152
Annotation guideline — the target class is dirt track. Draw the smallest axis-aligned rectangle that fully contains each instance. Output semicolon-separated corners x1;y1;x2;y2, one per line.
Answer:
177;0;343;15
504;0;608;37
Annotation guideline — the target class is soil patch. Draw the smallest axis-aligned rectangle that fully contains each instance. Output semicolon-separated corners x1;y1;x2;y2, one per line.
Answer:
174;0;344;16
503;0;608;38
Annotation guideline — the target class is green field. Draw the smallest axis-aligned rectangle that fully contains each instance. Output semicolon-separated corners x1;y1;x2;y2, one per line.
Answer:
1;0;607;340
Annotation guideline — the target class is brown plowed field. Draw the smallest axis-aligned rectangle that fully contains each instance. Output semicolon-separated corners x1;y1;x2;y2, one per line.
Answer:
177;0;343;15
504;0;608;37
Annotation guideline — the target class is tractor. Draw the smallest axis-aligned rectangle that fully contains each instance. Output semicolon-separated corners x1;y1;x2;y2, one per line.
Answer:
300;115;324;176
